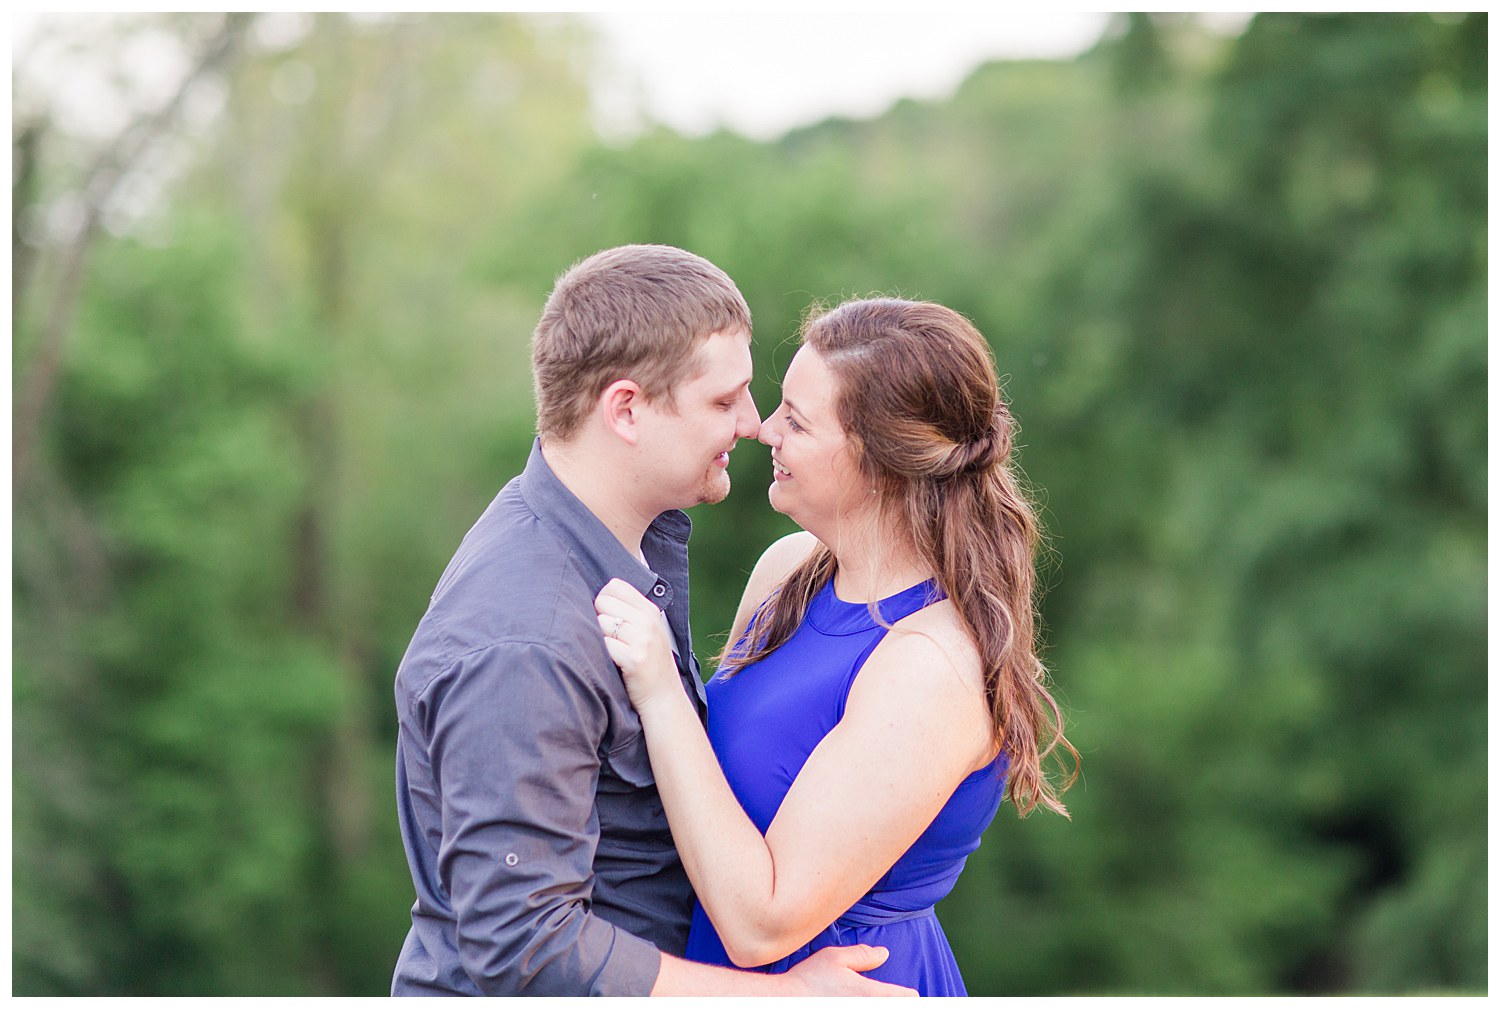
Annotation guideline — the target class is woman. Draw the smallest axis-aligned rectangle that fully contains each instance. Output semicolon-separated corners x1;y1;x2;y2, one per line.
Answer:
595;297;1076;995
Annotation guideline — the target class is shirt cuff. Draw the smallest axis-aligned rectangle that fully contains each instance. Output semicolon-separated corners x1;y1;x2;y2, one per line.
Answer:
594;925;663;996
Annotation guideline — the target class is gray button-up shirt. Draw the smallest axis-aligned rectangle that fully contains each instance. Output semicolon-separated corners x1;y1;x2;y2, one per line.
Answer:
392;440;708;996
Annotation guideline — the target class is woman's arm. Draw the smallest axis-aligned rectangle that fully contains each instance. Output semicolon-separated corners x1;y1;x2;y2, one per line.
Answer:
596;582;994;969
651;944;915;996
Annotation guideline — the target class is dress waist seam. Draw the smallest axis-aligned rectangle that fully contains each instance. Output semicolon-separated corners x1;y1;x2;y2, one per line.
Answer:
836;903;936;928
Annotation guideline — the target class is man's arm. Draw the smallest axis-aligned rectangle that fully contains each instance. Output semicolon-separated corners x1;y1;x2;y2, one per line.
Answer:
428;640;660;996
429;639;915;997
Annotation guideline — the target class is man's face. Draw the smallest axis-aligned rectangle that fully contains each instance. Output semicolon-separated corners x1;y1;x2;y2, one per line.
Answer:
635;329;760;511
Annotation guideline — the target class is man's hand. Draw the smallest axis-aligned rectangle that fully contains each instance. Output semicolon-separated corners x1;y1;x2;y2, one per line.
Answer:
651;946;916;996
782;945;918;997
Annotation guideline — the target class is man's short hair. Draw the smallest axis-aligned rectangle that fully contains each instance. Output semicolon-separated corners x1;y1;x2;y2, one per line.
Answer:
531;245;752;441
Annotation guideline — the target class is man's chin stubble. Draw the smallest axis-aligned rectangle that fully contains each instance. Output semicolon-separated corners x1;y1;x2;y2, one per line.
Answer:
698;474;731;506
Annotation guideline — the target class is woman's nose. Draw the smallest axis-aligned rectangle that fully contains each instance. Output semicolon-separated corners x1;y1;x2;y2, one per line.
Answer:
758;416;778;447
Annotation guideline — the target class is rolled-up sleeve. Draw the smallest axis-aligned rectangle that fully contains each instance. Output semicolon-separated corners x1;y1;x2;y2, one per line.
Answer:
424;639;661;996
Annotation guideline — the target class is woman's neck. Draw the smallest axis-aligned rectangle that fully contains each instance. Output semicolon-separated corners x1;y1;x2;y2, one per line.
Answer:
825;511;931;603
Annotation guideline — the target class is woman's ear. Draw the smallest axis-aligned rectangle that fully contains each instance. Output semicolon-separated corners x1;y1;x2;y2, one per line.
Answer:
599;379;644;445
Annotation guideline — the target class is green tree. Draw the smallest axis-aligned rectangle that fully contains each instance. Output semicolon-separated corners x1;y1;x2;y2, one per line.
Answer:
14;12;604;994
13;11;1484;996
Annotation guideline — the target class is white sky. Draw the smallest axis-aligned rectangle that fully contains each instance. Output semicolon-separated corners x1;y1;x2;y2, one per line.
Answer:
10;12;1120;143
583;12;1115;140
11;12;1255;144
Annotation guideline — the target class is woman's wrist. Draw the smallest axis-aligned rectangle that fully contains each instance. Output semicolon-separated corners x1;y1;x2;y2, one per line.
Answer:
636;679;698;733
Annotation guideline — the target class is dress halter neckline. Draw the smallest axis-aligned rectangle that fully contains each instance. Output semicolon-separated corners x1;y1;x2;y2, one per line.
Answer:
804;577;945;637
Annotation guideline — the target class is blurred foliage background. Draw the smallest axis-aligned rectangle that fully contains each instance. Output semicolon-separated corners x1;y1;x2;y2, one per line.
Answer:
11;12;1486;996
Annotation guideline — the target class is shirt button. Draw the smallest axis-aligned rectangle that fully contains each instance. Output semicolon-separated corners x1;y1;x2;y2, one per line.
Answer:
651;584;666;598
504;853;519;867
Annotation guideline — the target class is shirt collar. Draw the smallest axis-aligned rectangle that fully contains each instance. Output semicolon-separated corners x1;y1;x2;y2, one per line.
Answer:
517;438;690;607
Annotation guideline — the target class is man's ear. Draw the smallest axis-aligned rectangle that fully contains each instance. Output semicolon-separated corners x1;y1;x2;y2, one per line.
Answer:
599;379;644;445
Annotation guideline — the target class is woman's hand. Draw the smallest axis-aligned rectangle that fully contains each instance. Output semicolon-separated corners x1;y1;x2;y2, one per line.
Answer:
595;578;681;713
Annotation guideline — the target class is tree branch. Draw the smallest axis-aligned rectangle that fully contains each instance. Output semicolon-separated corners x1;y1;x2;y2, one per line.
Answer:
13;13;255;489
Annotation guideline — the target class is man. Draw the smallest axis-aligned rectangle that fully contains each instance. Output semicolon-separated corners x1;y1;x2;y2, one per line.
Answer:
391;245;910;996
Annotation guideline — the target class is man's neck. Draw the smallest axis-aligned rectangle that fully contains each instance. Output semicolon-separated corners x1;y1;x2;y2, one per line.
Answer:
540;436;659;557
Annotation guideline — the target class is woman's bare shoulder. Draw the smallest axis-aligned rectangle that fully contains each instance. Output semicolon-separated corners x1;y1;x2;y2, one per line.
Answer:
754;530;820;583
728;531;822;643
850;598;995;771
888;599;985;690
896;598;977;652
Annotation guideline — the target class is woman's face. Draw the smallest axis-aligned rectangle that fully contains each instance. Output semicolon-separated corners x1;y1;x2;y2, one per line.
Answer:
758;345;873;537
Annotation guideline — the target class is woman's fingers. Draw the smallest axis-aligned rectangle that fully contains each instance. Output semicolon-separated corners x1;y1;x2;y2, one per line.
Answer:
597;577;651;611
600;631;630;667
596;609;643;645
595;581;669;643
596;583;660;628
594;579;679;707
595;607;662;666
593;595;636;623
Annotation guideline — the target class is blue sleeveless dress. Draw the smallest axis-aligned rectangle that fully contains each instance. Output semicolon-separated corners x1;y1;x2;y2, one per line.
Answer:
684;577;1008;995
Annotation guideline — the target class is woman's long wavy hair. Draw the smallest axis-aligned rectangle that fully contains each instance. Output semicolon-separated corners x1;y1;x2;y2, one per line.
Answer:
722;298;1078;817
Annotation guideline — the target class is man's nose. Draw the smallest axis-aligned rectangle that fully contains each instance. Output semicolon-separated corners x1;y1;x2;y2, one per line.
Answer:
737;390;762;439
